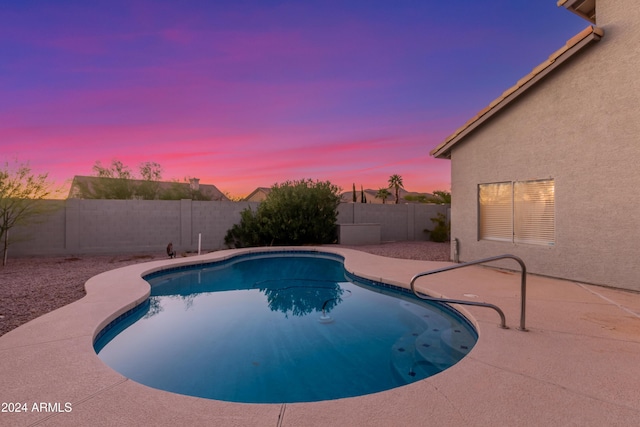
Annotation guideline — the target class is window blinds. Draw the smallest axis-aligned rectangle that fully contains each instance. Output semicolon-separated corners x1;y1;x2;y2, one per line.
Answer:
479;182;513;242
514;180;555;245
478;179;555;246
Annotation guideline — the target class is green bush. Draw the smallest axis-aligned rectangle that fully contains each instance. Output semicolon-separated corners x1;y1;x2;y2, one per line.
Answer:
425;212;450;242
225;179;341;247
224;207;265;247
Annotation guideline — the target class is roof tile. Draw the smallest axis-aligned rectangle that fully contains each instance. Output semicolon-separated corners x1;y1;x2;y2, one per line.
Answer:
431;26;603;158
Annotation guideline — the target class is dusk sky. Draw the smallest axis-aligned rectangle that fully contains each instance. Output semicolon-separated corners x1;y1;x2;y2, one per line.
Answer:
1;1;588;198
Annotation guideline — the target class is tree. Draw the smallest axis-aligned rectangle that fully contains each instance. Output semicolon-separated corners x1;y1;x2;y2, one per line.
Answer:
225;179;341;247
376;188;391;204
352;183;357;203
76;160;136;199
360;185;367;203
93;159;133;179
0;161;56;265
404;194;429;203
388;174;404;204
429;190;451;204
137;161;163;200
139;161;162;181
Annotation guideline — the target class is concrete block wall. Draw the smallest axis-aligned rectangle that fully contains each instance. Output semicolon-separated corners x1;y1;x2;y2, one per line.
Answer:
337;203;448;242
77;200;182;251
9;200;67;255
188;201;259;252
338;224;381;245
9;200;448;257
10;199;257;257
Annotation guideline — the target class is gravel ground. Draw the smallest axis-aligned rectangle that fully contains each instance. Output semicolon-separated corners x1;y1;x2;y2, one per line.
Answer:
0;241;450;337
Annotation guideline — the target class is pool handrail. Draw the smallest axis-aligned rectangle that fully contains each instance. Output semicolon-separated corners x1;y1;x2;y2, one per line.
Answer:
410;254;527;331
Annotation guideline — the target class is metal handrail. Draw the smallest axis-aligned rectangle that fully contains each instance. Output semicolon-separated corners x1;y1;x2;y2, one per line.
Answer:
410;254;527;331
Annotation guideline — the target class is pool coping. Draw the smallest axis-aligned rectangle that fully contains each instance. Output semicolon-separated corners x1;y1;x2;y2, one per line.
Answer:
1;246;639;426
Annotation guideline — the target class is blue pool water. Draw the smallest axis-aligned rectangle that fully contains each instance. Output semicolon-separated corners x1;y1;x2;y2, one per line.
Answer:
95;251;477;403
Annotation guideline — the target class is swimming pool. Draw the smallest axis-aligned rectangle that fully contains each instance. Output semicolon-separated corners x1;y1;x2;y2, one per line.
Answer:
94;251;477;403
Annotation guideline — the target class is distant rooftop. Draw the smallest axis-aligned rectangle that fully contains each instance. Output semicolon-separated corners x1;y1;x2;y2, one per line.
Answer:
68;175;229;201
243;187;272;202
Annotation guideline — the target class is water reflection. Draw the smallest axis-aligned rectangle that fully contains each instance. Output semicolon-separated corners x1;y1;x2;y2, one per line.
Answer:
145;279;347;320
144;297;163;318
144;294;197;319
146;256;350;319
254;279;346;317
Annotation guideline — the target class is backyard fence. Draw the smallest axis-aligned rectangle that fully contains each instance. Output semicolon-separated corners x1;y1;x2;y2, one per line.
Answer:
8;199;449;257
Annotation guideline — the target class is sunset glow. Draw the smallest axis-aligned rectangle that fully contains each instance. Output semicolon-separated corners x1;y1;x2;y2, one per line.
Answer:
0;1;586;198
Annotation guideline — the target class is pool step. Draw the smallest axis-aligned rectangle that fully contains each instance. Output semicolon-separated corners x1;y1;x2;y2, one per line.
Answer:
390;325;475;382
439;327;476;360
390;332;442;383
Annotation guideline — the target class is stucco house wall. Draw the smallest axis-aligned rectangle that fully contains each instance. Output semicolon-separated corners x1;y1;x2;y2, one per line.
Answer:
442;0;640;291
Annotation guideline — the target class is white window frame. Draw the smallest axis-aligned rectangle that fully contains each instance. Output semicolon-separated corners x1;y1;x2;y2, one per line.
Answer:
478;179;555;246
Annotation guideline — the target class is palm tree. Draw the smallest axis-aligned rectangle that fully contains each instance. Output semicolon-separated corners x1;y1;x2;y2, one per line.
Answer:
376;188;391;204
388;174;404;204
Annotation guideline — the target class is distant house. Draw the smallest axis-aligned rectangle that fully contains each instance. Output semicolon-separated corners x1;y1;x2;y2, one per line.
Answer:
68;176;229;201
244;187;271;202
430;0;639;291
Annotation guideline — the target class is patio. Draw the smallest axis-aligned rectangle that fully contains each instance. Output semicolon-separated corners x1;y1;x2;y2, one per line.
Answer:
1;247;639;426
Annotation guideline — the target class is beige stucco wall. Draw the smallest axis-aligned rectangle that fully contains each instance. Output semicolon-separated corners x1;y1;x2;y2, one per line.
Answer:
448;0;640;291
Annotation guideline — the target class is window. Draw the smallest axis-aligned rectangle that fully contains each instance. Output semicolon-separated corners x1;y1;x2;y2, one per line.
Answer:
479;179;555;246
478;182;512;242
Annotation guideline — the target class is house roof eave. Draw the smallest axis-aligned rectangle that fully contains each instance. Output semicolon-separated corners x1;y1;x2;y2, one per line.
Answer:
430;25;603;159
558;0;596;24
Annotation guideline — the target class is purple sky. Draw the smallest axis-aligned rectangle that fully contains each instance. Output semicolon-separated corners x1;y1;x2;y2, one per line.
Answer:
0;1;588;197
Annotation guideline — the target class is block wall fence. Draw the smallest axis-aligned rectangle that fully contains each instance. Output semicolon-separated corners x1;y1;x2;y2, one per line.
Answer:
8;199;449;257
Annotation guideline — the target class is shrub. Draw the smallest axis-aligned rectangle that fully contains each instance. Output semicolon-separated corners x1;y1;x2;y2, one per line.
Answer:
425;212;450;242
225;179;341;247
224;207;265;248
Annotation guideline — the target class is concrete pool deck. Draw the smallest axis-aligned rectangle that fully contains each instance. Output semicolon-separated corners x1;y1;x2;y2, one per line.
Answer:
1;247;639;426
